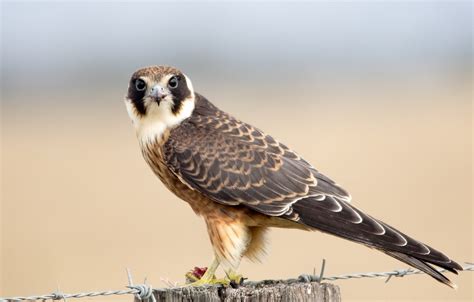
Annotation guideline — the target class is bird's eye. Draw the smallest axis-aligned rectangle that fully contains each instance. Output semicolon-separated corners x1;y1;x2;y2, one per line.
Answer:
168;76;179;89
135;79;147;91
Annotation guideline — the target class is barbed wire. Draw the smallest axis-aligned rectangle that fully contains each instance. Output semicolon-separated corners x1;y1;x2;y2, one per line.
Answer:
1;262;472;302
298;260;474;284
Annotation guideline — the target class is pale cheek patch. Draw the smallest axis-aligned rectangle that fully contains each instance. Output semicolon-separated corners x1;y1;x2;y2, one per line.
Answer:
184;74;195;99
129;96;196;144
125;98;140;125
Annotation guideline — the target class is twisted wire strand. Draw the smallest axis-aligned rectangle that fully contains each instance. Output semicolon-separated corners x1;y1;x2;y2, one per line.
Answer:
2;289;138;302
1;262;472;302
323;263;474;282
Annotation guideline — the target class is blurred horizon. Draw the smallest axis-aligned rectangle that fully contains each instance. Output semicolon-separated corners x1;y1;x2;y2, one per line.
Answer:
2;1;472;96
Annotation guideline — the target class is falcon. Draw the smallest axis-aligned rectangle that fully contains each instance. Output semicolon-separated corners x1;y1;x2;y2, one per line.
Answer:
124;65;462;288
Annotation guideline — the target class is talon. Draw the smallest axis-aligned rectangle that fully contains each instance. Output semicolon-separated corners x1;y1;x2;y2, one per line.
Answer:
229;280;239;288
225;270;245;288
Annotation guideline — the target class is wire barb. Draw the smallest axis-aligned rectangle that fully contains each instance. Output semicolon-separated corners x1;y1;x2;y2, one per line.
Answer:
126;269;156;302
318;259;326;283
51;293;66;302
385;268;412;283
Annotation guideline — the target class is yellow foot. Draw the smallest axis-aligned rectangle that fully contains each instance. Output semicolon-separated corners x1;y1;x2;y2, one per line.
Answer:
184;263;245;288
187;277;230;287
225;270;245;288
185;266;228;286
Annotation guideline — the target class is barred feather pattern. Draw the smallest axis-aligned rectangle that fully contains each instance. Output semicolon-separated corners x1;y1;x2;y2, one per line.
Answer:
158;94;462;287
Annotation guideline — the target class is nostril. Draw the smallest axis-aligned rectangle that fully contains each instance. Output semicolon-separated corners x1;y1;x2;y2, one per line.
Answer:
150;85;163;98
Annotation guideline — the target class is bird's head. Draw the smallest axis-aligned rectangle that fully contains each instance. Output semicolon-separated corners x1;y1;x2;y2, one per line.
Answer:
125;65;196;140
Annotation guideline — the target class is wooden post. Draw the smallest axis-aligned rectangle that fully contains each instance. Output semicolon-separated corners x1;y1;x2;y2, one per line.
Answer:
141;281;340;302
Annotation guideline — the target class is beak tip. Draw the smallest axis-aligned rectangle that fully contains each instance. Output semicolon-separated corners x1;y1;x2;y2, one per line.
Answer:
150;96;162;104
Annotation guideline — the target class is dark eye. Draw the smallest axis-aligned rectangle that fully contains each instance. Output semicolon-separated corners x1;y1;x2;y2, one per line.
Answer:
168;76;179;89
135;79;147;91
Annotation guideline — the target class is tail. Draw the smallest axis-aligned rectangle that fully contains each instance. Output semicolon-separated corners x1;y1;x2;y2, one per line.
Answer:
290;196;463;288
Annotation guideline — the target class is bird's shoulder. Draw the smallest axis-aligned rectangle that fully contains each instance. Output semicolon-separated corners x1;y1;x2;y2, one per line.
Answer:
164;93;302;172
166;94;293;155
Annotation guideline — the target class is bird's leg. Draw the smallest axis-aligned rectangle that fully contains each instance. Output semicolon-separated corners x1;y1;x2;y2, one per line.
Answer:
198;257;219;282
186;257;227;286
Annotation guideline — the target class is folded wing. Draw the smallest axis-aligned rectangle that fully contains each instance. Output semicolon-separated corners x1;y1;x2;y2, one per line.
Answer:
163;95;462;287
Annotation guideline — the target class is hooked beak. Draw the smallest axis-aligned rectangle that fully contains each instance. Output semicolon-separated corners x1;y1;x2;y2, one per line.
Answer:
149;85;167;104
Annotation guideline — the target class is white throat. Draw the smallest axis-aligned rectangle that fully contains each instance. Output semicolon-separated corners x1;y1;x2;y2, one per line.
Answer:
126;96;195;144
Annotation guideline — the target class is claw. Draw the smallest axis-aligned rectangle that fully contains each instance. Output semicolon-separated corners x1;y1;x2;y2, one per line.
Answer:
225;270;245;288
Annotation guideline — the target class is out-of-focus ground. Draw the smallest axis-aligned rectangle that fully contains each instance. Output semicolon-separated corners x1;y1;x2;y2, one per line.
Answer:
2;80;472;301
1;1;472;301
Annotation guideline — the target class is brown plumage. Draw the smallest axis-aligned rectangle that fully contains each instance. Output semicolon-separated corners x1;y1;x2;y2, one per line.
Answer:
125;65;462;287
139;119;297;268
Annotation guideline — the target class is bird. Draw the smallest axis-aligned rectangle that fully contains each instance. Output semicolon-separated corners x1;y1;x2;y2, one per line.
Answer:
124;65;462;288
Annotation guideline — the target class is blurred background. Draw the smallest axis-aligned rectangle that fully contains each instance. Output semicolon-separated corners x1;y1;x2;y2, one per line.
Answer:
1;1;472;301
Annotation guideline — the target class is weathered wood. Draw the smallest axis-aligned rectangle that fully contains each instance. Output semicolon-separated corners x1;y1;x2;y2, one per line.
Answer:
142;281;340;302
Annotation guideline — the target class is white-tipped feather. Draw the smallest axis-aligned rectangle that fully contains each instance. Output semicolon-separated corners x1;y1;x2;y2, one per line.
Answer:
350;208;363;224
329;199;343;212
372;219;386;235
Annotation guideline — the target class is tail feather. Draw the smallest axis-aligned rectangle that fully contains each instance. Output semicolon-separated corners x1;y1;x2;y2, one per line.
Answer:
290;195;462;287
384;250;458;289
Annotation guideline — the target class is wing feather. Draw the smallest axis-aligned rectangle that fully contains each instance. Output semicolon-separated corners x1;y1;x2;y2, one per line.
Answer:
162;95;461;286
291;196;463;284
163;95;350;215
